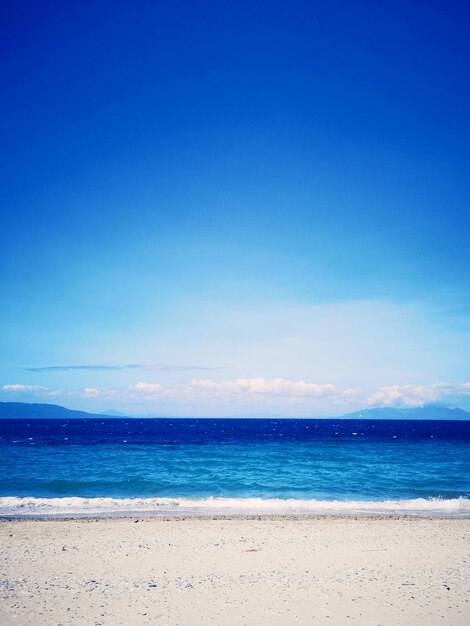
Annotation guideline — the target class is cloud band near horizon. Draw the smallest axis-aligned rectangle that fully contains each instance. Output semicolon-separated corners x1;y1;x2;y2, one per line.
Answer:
2;378;470;412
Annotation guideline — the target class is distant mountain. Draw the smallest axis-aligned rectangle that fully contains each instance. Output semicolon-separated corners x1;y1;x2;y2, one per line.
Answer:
0;402;130;420
100;409;129;417
342;405;470;420
0;402;469;420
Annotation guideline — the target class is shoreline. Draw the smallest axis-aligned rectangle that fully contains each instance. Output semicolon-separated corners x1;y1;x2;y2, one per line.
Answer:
2;511;470;522
1;495;469;520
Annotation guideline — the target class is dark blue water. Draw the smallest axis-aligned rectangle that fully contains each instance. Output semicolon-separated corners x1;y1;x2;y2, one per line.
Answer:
0;418;469;504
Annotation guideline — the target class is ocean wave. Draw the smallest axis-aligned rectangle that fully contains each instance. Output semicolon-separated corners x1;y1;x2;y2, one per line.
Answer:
0;496;469;517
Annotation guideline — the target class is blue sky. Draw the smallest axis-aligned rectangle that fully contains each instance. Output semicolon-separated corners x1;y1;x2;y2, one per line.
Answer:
1;1;469;416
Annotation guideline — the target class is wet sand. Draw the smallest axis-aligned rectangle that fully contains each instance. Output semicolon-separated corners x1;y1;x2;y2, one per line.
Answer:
0;516;468;625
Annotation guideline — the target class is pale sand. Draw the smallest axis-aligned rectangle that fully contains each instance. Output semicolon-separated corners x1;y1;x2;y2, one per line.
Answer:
0;517;468;625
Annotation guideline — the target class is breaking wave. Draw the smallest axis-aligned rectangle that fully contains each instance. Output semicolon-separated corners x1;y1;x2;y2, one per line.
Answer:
0;496;469;517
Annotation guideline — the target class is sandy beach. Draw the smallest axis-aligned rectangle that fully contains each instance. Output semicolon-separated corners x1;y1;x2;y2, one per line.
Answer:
0;516;468;625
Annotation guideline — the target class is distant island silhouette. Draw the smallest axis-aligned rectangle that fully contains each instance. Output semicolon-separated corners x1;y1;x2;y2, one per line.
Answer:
0;402;468;420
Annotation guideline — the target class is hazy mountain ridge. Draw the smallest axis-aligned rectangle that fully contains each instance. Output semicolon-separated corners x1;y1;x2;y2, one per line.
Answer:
343;406;470;420
0;402;469;420
0;402;120;420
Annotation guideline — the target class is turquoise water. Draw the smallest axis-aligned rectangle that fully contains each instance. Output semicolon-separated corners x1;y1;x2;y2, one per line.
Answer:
0;419;469;510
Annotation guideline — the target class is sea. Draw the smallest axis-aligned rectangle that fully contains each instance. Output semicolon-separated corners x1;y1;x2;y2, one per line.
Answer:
0;418;469;517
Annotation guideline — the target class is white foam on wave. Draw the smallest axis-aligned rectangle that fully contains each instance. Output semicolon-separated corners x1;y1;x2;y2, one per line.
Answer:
0;496;469;517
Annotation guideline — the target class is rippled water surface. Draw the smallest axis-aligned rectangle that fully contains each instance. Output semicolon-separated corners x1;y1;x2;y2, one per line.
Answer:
0;418;469;502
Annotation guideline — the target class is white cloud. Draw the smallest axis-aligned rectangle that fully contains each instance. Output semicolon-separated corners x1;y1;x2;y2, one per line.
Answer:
127;377;360;405
2;378;470;414
83;387;118;399
366;382;470;408
1;384;115;402
2;385;48;393
131;382;164;393
128;383;165;400
2;384;54;395
188;377;347;398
